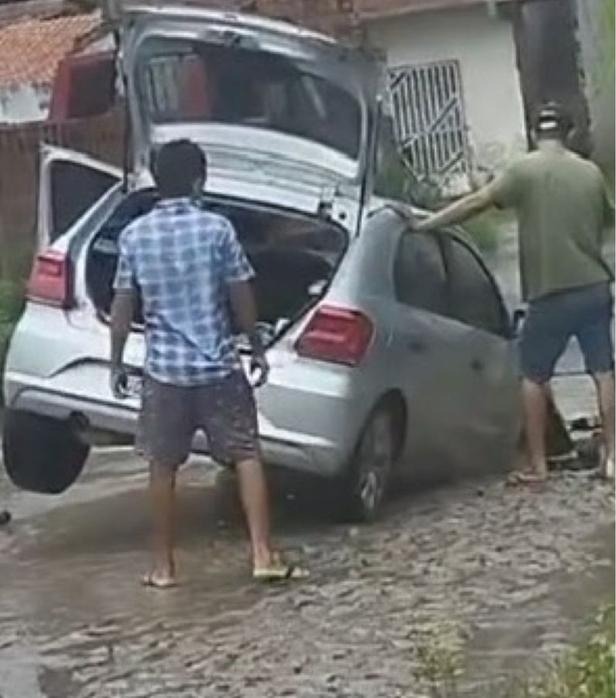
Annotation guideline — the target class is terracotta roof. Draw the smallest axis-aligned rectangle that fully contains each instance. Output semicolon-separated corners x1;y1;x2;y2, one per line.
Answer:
0;12;99;88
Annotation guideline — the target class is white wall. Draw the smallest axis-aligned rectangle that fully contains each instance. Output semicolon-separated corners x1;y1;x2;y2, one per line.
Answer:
0;84;50;124
367;5;527;175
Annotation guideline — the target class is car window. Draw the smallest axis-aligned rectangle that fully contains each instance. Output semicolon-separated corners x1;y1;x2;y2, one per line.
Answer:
443;237;507;336
49;160;119;243
394;233;448;316
139;40;362;160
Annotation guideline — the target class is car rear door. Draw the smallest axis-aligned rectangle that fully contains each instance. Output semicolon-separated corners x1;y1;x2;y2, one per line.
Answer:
37;144;121;251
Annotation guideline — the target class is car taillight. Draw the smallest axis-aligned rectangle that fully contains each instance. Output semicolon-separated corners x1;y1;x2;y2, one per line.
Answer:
27;250;73;308
295;305;374;366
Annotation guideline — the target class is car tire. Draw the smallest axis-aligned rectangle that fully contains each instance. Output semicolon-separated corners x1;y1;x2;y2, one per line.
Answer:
341;405;398;523
2;410;89;494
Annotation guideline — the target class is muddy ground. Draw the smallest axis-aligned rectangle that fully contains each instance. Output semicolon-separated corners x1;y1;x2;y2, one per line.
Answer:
0;226;613;697
0;449;613;698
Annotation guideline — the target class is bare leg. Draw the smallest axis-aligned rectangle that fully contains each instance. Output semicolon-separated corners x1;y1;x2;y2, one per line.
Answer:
522;378;549;480
145;465;178;587
593;372;615;477
235;458;273;570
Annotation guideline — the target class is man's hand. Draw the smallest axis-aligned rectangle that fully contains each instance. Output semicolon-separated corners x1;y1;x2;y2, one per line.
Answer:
110;365;129;400
249;350;270;388
110;289;135;400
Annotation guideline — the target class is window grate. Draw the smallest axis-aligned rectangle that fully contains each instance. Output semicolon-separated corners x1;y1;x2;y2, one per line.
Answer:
389;59;470;181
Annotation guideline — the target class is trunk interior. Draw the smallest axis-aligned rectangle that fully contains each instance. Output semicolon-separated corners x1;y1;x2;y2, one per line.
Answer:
85;191;347;346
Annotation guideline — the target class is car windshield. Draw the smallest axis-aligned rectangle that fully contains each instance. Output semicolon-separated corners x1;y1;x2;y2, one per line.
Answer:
137;37;363;160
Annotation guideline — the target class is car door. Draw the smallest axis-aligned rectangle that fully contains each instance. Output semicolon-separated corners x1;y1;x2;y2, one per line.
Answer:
37;144;121;251
389;230;488;479
439;232;521;472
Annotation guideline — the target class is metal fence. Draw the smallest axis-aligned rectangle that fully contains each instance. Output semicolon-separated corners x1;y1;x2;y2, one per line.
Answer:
389;59;470;185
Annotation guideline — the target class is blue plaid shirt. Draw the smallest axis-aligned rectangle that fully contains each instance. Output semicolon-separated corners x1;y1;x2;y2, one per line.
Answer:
113;198;254;386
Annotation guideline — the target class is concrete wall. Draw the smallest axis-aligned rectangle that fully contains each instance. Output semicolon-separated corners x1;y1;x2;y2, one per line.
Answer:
575;0;615;170
0;84;50;124
366;4;527;175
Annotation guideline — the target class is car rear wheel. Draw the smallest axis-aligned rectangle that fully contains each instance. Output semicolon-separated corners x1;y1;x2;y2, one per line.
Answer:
2;410;89;494
342;406;397;523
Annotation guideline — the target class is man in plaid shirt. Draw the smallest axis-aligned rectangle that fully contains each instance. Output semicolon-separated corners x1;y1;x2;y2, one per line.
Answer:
111;140;306;587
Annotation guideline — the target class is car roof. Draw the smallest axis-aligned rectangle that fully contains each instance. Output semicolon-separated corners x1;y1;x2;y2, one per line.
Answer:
372;201;483;253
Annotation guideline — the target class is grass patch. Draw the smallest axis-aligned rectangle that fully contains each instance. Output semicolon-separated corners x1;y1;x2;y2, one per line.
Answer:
463;209;514;254
415;606;614;698
0;280;25;325
512;606;615;698
0;280;25;394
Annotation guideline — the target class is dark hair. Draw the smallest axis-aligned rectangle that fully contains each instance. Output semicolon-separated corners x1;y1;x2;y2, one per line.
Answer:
152;140;206;198
534;102;570;140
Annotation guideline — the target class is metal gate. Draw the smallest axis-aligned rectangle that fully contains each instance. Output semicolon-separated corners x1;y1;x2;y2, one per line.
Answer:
389;59;470;184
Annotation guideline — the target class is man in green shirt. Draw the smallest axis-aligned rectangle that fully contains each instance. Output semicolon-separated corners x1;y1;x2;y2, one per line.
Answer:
415;103;614;482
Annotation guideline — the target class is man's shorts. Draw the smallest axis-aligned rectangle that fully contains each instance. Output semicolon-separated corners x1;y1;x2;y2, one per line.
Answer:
137;370;260;470
521;282;614;384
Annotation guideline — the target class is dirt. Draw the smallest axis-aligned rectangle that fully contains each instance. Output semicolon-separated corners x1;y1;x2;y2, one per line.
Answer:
0;223;613;697
0;451;613;698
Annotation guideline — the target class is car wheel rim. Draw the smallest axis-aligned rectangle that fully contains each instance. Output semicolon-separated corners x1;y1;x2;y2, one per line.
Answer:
358;414;393;515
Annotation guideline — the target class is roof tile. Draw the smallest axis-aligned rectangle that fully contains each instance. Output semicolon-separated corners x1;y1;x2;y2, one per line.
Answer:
0;13;99;88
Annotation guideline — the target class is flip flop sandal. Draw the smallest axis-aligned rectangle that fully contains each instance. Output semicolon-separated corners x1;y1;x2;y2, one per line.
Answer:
506;471;547;487
253;564;310;583
142;573;178;589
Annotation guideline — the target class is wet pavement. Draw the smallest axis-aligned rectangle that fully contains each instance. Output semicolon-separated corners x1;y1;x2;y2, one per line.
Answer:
0;449;613;698
0;225;613;697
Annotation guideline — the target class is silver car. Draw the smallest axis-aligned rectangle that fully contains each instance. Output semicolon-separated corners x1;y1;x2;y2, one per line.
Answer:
2;5;520;520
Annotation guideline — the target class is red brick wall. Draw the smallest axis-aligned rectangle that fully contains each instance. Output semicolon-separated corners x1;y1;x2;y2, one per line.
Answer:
182;0;359;37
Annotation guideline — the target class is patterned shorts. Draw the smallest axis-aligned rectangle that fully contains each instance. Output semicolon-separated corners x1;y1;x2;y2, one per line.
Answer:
137;371;260;470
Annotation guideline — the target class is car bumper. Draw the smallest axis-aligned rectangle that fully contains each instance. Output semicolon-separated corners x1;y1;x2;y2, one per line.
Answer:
4;369;354;479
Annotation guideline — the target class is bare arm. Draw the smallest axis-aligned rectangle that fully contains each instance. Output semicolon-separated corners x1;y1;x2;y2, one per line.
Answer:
228;280;261;349
416;186;495;232
110;290;136;397
229;280;268;386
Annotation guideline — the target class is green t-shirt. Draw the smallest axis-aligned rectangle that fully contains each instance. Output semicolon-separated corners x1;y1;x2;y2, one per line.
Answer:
489;146;614;301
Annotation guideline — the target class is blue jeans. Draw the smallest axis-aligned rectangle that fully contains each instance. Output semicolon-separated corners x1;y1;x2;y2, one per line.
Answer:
521;282;614;384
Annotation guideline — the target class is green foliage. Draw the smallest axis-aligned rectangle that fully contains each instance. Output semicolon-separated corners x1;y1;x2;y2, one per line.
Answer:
463;213;502;254
413;607;614;698
0;280;24;326
0;280;24;388
602;0;615;68
518;606;615;698
413;623;465;698
593;0;615;90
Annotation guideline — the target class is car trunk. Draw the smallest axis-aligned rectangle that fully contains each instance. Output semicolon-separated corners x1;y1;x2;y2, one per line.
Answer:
85;191;347;347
